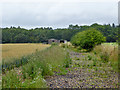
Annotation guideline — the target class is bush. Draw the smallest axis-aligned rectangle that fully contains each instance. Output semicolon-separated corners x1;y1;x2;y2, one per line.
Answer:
51;42;58;46
61;43;66;48
87;54;92;60
71;28;106;51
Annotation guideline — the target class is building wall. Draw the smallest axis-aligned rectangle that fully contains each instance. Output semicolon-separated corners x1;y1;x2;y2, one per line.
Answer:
48;39;60;44
48;39;67;44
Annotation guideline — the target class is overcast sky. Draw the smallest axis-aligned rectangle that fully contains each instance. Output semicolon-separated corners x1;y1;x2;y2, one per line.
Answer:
0;0;119;29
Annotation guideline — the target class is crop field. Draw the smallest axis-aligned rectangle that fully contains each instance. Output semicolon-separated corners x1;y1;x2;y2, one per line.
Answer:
1;43;50;60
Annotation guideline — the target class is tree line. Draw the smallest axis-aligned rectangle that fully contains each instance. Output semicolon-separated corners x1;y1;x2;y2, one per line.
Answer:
1;23;118;43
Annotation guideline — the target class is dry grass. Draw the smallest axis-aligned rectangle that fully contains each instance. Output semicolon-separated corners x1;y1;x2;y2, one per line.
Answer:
1;43;50;60
91;43;118;72
93;43;118;61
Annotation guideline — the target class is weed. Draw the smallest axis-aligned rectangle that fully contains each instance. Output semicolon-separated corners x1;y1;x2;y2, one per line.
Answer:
56;68;68;75
95;67;98;71
100;51;109;62
2;70;22;88
99;63;102;67
64;52;72;68
93;61;96;66
87;54;92;60
74;56;80;60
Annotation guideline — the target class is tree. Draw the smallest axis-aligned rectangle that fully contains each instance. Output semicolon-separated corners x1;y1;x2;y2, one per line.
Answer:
14;34;29;43
2;23;118;43
71;28;106;51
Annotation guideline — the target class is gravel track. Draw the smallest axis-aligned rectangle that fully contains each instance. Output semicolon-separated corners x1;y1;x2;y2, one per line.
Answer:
45;51;118;88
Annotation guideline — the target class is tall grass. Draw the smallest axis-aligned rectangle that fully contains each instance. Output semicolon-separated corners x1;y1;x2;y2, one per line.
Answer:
2;45;71;88
92;43;118;71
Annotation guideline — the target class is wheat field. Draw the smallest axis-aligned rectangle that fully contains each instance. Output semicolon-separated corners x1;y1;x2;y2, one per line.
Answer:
1;43;50;60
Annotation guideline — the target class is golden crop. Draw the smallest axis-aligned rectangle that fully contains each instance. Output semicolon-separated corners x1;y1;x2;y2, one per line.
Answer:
1;43;50;60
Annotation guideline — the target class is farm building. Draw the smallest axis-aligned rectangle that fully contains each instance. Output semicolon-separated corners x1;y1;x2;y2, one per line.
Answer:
48;39;60;44
42;42;48;44
48;39;67;44
60;40;67;43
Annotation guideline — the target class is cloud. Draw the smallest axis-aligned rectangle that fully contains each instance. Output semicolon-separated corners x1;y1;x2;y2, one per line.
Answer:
1;0;118;3
1;1;118;28
118;1;120;24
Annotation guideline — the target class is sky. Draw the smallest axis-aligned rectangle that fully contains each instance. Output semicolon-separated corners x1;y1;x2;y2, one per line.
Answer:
0;0;119;29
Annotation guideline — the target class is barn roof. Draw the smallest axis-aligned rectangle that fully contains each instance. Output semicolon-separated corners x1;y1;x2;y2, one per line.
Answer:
48;38;58;40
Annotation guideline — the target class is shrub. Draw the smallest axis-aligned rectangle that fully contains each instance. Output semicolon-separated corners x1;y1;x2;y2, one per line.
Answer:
51;42;58;46
61;43;66;48
60;43;72;48
71;28;106;51
87;54;92;60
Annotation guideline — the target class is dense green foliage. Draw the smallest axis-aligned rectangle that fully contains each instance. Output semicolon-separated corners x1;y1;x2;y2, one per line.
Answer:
71;28;106;51
2;46;71;88
1;23;118;43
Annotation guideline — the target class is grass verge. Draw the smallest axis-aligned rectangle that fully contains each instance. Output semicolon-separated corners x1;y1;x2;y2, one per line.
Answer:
2;45;71;88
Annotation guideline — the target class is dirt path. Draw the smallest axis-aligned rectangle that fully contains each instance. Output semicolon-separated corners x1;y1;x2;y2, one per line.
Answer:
45;51;118;88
